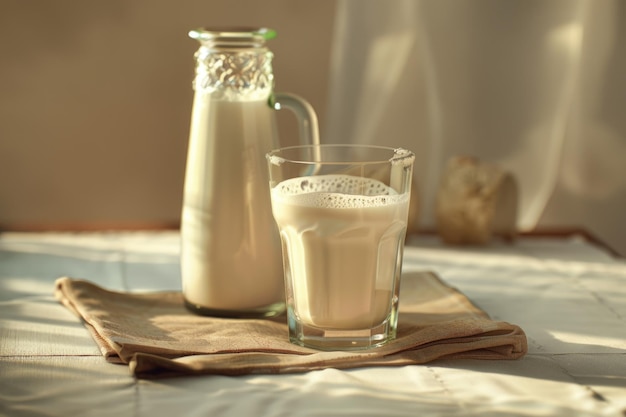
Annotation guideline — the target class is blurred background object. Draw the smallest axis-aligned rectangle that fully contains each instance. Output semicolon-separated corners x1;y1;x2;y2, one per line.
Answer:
1;0;625;256
435;156;518;245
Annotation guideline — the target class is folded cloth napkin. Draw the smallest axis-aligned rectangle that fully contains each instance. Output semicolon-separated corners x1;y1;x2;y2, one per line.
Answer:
54;271;527;379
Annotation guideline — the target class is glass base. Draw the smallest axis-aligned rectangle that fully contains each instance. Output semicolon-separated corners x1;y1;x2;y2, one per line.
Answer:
184;299;285;318
288;312;397;351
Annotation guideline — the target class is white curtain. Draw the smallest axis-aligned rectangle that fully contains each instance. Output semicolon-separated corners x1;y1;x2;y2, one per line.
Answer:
324;0;626;255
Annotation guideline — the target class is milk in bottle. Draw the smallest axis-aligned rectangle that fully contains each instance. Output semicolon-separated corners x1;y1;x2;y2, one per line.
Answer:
182;97;284;314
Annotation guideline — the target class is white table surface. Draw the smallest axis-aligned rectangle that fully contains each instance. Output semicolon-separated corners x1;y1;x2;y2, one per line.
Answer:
1;231;625;417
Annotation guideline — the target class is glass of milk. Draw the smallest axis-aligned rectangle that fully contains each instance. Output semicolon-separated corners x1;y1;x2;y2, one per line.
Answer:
267;144;415;350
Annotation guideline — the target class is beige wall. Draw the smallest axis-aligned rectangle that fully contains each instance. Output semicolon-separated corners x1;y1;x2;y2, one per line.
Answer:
0;1;336;228
3;2;624;257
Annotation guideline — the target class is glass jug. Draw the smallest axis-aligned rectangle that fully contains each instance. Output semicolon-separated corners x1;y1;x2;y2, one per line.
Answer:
181;27;319;317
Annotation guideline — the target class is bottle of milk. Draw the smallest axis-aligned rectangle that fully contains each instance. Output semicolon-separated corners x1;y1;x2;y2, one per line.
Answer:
181;27;318;317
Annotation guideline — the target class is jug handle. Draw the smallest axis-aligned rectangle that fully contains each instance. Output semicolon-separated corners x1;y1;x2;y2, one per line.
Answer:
270;93;320;147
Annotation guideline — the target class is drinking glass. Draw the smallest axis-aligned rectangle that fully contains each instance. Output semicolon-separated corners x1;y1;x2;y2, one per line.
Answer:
267;144;415;350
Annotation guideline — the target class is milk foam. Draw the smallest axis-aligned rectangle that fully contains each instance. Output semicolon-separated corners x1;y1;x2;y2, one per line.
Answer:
272;174;405;209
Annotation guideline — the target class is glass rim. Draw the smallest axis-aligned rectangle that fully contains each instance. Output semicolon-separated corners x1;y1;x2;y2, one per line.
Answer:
189;27;277;43
267;144;415;166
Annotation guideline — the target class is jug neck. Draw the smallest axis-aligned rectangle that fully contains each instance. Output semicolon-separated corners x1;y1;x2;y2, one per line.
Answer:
189;27;276;100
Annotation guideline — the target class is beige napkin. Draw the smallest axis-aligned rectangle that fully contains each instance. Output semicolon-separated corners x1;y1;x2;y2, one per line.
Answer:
54;271;527;378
